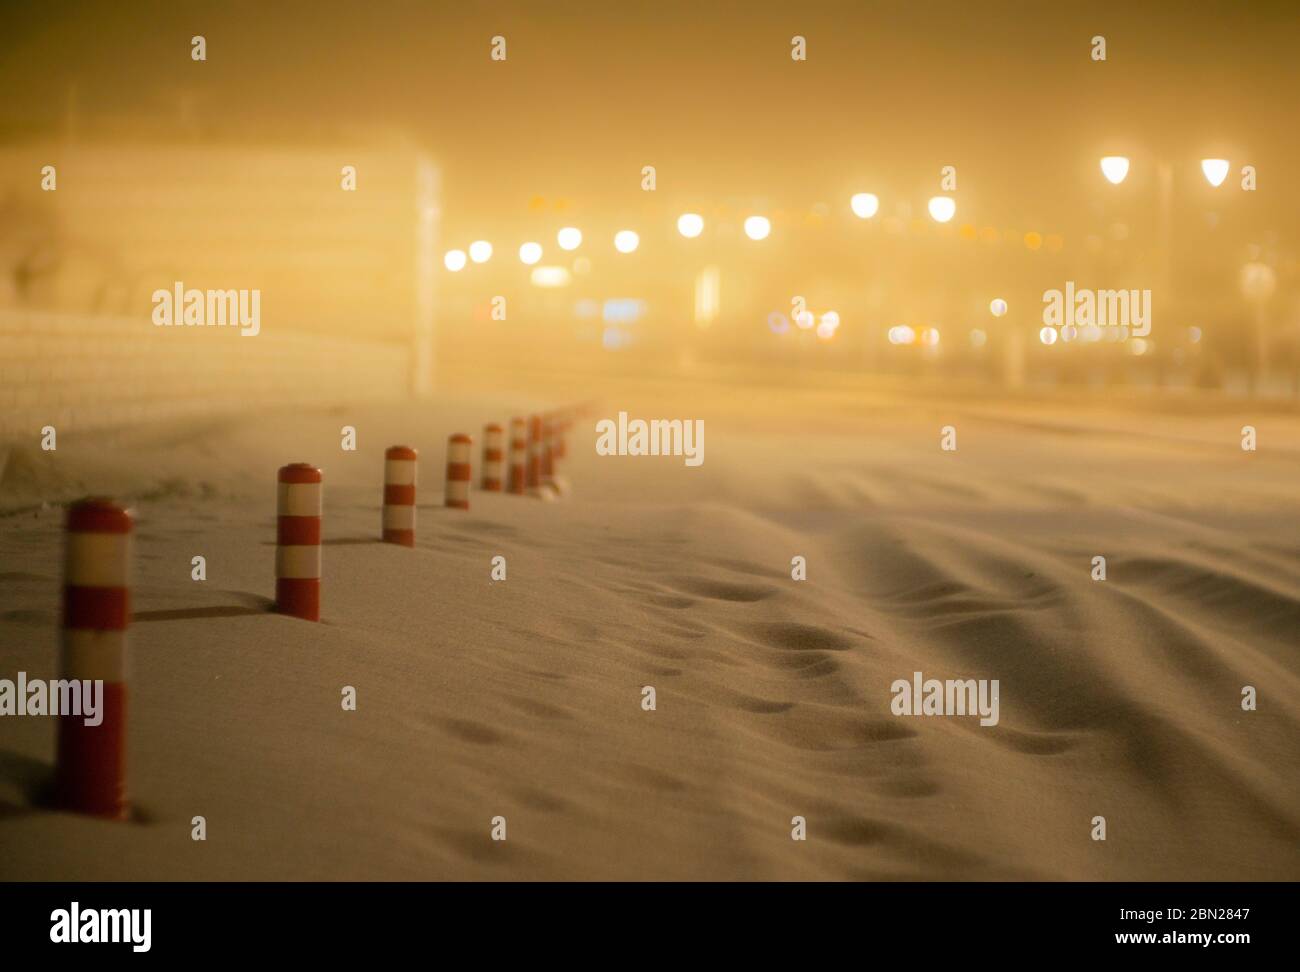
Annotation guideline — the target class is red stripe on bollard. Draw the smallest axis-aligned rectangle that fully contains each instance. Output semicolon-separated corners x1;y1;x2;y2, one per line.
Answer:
62;587;130;630
277;516;321;546
383;484;416;506
56;684;128;819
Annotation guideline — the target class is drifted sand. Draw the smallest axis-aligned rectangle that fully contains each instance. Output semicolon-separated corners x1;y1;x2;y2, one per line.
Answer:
1;373;1298;880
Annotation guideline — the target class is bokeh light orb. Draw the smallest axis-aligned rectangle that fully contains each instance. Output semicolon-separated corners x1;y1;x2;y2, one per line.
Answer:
850;193;879;219
927;196;956;223
677;213;705;238
743;216;771;240
1100;156;1130;185
1201;158;1230;188
443;249;467;272
518;242;543;265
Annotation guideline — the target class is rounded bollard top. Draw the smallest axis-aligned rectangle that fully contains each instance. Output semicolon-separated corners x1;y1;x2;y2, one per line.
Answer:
484;423;503;433
385;445;418;461
449;433;473;445
279;463;323;484
67;497;133;534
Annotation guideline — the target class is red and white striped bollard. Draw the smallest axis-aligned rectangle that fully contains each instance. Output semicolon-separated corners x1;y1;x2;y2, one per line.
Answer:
446;434;471;510
482;424;504;491
507;418;527;495
276;463;322;621
56;497;132;819
383;446;417;546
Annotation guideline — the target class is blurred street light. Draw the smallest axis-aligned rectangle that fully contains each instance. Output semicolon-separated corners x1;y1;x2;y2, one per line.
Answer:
1201;159;1230;187
443;249;467;272
927;196;956;223
614;230;640;253
519;242;543;265
469;240;493;263
850;193;880;219
557;227;583;250
677;213;704;238
743;215;771;240
1100;156;1130;185
530;266;571;288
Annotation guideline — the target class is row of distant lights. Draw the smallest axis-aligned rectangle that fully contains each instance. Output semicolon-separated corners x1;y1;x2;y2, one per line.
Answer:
445;213;739;271
888;297;1179;350
441;194;963;272
770;309;841;340
444;160;1232;271
1100;156;1232;187
885;299;1010;347
890;325;1159;355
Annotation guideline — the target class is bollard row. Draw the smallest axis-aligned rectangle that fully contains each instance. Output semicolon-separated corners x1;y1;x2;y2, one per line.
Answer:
52;404;583;818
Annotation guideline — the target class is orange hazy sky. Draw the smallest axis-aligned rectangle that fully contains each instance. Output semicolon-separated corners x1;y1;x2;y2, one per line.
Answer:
2;0;1296;244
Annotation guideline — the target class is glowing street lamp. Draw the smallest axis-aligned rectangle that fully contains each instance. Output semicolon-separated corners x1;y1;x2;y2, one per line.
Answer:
989;298;1008;317
443;249;467;272
519;242;543;265
557;227;582;250
743;215;771;240
1100;156;1130;185
469;240;493;264
614;230;640;253
927;196;956;223
1201;159;1230;188
677;213;704;238
850;193;879;219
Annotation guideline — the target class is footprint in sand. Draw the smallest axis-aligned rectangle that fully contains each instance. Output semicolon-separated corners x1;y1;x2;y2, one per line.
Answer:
669;575;777;603
437;718;506;745
987;727;1076;756
645;593;696;609
502;695;574;721
733;694;797;714
749;621;855;652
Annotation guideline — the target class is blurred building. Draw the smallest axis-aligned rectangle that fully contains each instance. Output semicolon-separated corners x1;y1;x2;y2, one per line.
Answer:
0;136;439;440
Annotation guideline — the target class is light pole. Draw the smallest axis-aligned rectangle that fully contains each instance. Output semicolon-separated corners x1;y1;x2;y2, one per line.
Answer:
1098;154;1233;362
1240;261;1277;396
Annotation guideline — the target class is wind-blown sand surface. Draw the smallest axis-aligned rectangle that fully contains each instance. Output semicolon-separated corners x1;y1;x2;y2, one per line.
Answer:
2;375;1298;880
